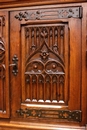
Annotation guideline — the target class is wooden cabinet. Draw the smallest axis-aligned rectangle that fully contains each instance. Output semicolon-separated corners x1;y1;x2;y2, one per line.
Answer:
0;0;87;129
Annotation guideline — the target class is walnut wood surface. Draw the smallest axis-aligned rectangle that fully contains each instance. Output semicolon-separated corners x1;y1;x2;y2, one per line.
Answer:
0;0;86;9
0;0;87;2
0;1;87;130
0;122;86;130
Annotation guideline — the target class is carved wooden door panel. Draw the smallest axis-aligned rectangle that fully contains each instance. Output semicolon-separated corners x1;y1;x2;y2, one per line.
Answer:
21;23;68;105
0;11;10;118
10;6;82;123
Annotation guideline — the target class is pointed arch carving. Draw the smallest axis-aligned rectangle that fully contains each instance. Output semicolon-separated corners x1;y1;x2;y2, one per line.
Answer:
22;23;69;105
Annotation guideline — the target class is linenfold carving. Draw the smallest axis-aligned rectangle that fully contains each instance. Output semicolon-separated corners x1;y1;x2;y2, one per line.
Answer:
15;7;82;21
25;41;65;74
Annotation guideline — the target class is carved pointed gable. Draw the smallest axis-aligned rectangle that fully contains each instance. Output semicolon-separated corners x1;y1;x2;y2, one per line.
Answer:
25;40;65;74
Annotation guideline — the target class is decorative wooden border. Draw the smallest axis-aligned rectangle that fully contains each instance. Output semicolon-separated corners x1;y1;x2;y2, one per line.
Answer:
15;7;82;21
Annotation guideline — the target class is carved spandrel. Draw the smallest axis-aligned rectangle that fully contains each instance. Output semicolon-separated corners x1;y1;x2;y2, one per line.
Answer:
25;41;65;74
15;7;82;21
25;26;65;58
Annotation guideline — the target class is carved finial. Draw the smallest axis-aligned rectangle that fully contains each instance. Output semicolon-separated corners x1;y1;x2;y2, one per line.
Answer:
41;28;48;40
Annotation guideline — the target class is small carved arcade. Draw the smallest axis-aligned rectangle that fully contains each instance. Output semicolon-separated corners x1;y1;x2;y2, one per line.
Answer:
23;24;68;104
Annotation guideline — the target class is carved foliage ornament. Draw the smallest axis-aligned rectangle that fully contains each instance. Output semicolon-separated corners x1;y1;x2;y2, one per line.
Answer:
15;7;82;21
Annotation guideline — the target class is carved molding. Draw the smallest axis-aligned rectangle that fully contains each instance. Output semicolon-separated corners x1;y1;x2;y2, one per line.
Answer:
15;7;82;21
16;108;82;122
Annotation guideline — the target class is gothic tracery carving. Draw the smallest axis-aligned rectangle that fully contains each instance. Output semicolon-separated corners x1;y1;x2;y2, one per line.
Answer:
24;25;66;104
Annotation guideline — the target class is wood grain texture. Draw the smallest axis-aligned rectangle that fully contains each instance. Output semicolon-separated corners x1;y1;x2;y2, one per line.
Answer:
0;11;10;118
0;0;86;9
9;4;82;126
0;122;86;130
81;3;87;126
0;1;87;130
0;0;87;3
